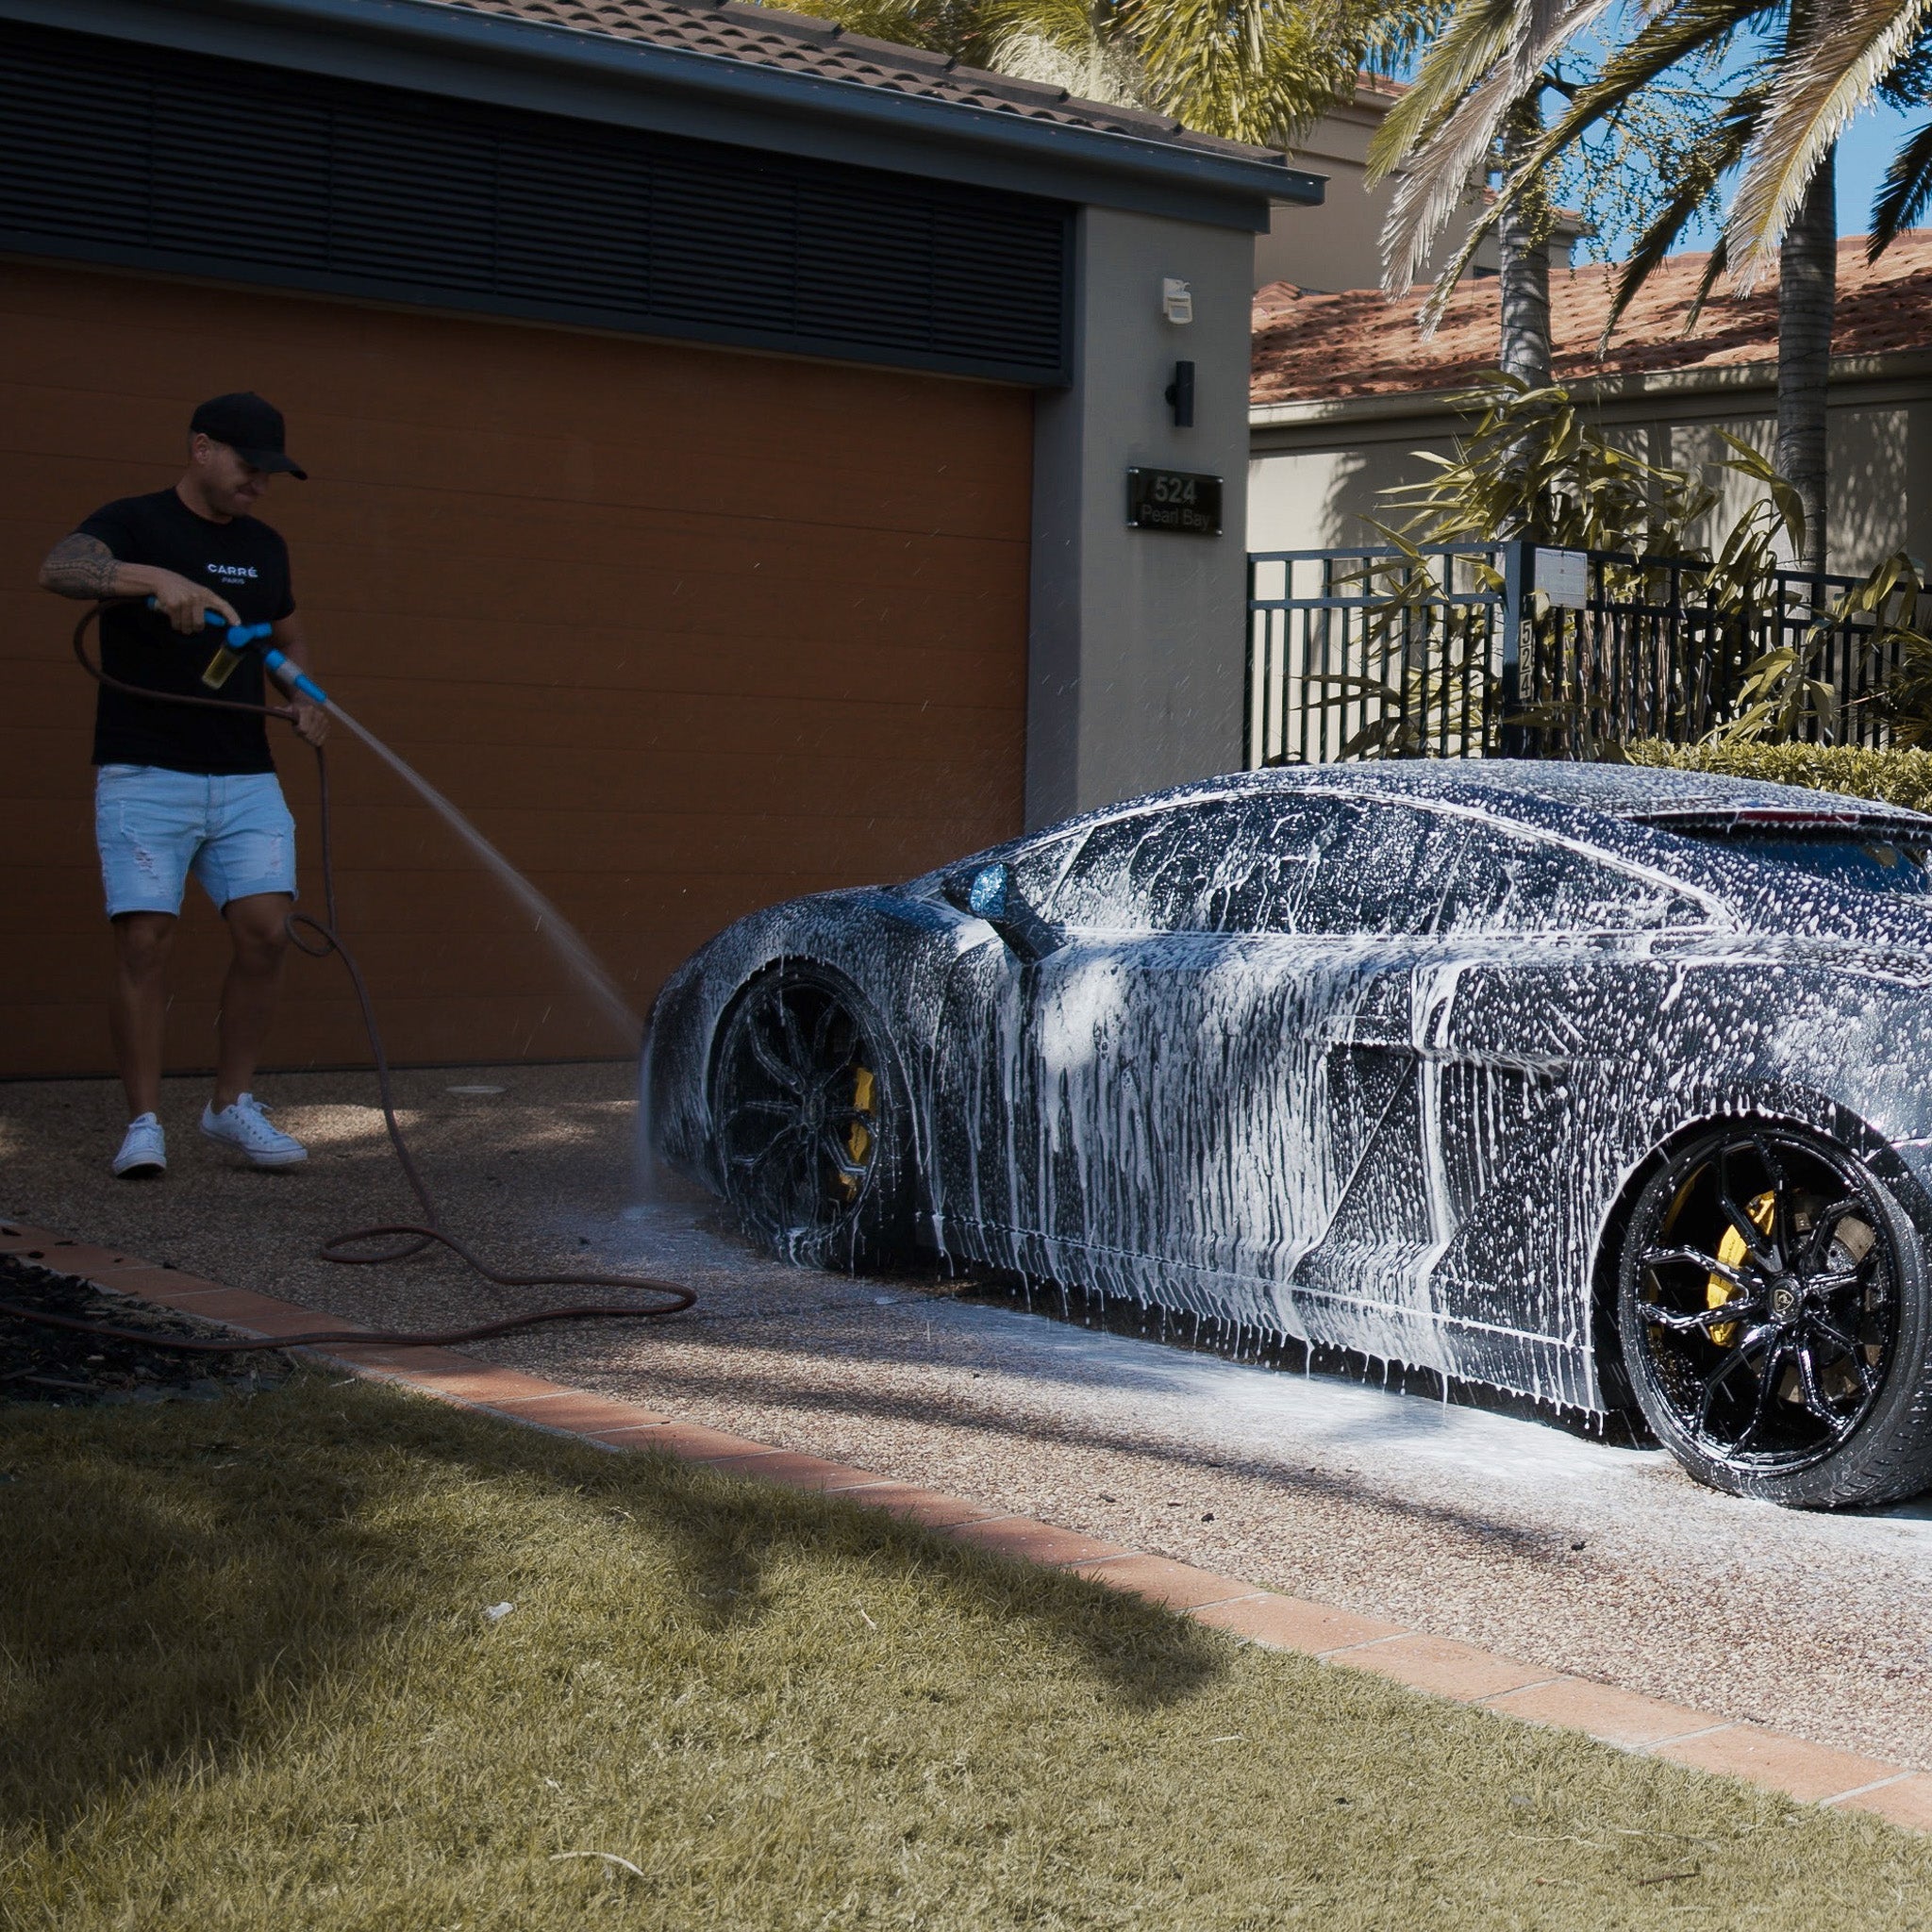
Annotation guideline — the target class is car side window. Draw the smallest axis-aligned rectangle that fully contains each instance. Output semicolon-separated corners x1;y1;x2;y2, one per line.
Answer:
1006;833;1083;909
1241;797;1465;936
1443;826;1706;933
1045;802;1250;933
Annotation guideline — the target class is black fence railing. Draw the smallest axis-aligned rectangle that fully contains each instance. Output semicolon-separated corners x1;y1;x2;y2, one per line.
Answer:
1244;541;1916;765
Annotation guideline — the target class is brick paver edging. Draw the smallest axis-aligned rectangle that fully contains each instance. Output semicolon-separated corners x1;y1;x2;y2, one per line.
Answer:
8;1216;1932;1833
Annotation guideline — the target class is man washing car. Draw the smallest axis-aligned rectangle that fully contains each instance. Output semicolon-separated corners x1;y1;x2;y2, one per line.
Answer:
38;392;326;1178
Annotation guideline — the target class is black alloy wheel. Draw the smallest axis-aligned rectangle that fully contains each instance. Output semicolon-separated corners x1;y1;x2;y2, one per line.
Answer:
1618;1124;1932;1507
712;969;911;1269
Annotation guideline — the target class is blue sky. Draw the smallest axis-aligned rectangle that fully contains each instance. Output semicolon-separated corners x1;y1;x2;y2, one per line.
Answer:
1656;99;1919;254
1836;99;1917;243
1557;13;1926;257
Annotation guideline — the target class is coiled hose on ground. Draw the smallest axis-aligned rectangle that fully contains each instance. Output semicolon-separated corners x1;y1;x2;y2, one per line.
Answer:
0;602;696;1354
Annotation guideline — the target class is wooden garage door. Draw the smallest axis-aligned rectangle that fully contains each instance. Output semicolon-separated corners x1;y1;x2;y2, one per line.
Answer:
0;260;1031;1075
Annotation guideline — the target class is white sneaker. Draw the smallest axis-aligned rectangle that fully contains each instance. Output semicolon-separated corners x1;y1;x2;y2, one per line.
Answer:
112;1112;167;1178
200;1092;308;1169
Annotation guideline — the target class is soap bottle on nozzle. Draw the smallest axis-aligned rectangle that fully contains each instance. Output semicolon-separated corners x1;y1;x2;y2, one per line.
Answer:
201;636;248;689
147;601;273;691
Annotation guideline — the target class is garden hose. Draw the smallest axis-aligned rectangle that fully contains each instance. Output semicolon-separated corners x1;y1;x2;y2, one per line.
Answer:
0;602;696;1356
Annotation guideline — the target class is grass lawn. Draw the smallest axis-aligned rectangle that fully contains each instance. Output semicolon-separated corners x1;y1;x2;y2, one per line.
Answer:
4;1376;1931;1930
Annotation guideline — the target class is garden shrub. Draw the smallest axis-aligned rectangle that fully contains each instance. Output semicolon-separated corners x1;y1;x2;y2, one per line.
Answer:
1622;740;1932;812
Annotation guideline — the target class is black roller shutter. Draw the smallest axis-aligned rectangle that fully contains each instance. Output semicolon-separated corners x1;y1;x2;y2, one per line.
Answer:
0;19;1071;384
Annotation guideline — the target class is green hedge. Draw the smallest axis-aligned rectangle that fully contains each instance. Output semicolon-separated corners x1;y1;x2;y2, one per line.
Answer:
1622;741;1932;813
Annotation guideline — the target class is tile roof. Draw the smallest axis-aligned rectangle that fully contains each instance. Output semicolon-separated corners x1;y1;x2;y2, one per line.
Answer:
442;0;1274;160
1251;233;1932;406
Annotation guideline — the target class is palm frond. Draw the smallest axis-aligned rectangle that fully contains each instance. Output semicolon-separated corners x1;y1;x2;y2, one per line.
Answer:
1725;0;1932;282
982;0;1115;52
759;0;977;54
1529;0;1769;176
1380;53;1526;292
1359;0;1455;78
1681;234;1732;333
982;0;1152;108
1368;0;1519;177
1870;113;1932;253
1374;0;1620;298
1875;34;1932;103
1414;0;1765;310
1130;0;1376;144
1595;98;1756;348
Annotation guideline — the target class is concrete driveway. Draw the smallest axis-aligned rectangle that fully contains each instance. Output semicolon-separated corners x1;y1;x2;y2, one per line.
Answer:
7;1059;1932;1770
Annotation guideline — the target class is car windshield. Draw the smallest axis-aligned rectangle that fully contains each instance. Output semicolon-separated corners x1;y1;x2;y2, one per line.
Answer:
1710;838;1932;895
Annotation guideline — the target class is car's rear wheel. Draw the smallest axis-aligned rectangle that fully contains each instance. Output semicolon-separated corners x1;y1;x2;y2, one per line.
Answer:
712;968;913;1270
1618;1123;1932;1507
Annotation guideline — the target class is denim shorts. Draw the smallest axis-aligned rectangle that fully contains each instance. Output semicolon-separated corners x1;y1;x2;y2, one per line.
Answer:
94;764;298;919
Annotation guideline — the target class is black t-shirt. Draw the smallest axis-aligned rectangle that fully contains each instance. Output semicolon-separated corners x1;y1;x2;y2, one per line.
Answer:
77;490;296;774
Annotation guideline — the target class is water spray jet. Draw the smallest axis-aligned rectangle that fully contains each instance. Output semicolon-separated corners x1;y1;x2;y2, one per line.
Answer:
0;603;698;1357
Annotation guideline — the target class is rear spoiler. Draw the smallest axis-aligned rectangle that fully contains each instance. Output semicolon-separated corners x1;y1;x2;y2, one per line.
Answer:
1633;804;1932;845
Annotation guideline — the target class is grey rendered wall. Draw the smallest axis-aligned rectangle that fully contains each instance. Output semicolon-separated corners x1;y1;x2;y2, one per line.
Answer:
1247;375;1932;578
1246;432;1452;557
1026;205;1256;829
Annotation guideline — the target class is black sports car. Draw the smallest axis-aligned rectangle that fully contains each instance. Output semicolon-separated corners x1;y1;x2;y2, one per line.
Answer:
646;761;1932;1507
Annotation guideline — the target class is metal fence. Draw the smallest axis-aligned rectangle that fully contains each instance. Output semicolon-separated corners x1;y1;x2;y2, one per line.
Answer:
1244;541;1916;766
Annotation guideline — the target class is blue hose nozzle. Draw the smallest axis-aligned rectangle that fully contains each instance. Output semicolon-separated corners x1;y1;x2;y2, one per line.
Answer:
146;598;330;705
261;646;330;708
147;598;278;650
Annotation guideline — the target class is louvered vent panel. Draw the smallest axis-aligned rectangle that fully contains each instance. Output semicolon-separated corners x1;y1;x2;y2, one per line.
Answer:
333;111;502;292
149;70;336;271
0;50;155;246
796;187;937;351
495;134;653;313
0;20;1070;383
648;165;799;332
933;202;1066;369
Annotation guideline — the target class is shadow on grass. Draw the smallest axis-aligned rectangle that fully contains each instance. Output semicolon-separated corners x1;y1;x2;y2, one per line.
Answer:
0;1373;1224;1831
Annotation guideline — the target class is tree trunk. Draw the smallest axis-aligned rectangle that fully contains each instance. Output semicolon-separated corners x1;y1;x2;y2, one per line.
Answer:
1497;97;1552;386
1776;144;1836;576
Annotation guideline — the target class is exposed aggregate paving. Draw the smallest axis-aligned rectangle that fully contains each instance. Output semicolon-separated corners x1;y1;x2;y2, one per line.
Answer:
6;1060;1932;1771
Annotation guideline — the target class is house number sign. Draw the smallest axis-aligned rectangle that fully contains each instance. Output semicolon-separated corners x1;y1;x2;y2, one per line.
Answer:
1126;468;1223;536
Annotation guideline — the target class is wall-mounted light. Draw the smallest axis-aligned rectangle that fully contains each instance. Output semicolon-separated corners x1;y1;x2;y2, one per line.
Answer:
1161;277;1193;324
1165;360;1195;427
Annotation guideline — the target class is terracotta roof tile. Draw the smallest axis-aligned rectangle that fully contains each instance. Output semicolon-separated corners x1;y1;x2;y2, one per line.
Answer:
1251;234;1932;405
441;0;1273;158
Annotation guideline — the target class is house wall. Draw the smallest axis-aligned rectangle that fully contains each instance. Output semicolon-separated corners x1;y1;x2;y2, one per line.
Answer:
1257;87;1582;295
0;8;1289;1075
1027;205;1257;827
1;259;1032;1075
1248;368;1932;576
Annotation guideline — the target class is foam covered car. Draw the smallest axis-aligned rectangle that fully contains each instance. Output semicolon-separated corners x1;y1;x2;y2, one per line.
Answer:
646;761;1932;1507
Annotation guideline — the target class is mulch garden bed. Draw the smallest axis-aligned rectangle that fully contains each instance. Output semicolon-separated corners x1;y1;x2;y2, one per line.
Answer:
0;1251;291;1407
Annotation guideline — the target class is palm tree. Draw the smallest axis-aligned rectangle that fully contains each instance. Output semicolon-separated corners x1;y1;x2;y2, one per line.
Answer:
1494;95;1554;382
773;0;1441;148
1391;0;1932;575
1128;0;1439;144
1365;0;1614;381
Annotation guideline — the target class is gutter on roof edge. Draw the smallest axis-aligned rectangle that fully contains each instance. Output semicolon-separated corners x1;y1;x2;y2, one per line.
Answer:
5;0;1322;224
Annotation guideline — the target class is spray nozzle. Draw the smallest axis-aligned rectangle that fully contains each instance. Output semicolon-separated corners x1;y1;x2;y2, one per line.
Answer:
203;612;276;650
144;599;330;707
260;647;330;708
145;598;278;651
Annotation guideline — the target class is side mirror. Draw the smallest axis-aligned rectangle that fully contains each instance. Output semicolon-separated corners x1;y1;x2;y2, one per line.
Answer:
943;861;1065;962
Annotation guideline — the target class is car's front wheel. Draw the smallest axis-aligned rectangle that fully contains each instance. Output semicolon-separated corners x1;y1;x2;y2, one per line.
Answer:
1618;1123;1932;1507
711;967;914;1270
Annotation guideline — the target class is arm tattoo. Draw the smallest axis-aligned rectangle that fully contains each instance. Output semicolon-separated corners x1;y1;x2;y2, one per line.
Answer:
39;533;122;599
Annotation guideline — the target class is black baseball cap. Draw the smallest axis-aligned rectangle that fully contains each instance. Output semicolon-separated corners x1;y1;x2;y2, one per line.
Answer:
189;391;308;479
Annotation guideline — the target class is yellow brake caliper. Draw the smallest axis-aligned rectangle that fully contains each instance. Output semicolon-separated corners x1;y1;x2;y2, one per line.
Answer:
838;1066;875;1201
1707;1191;1776;1347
